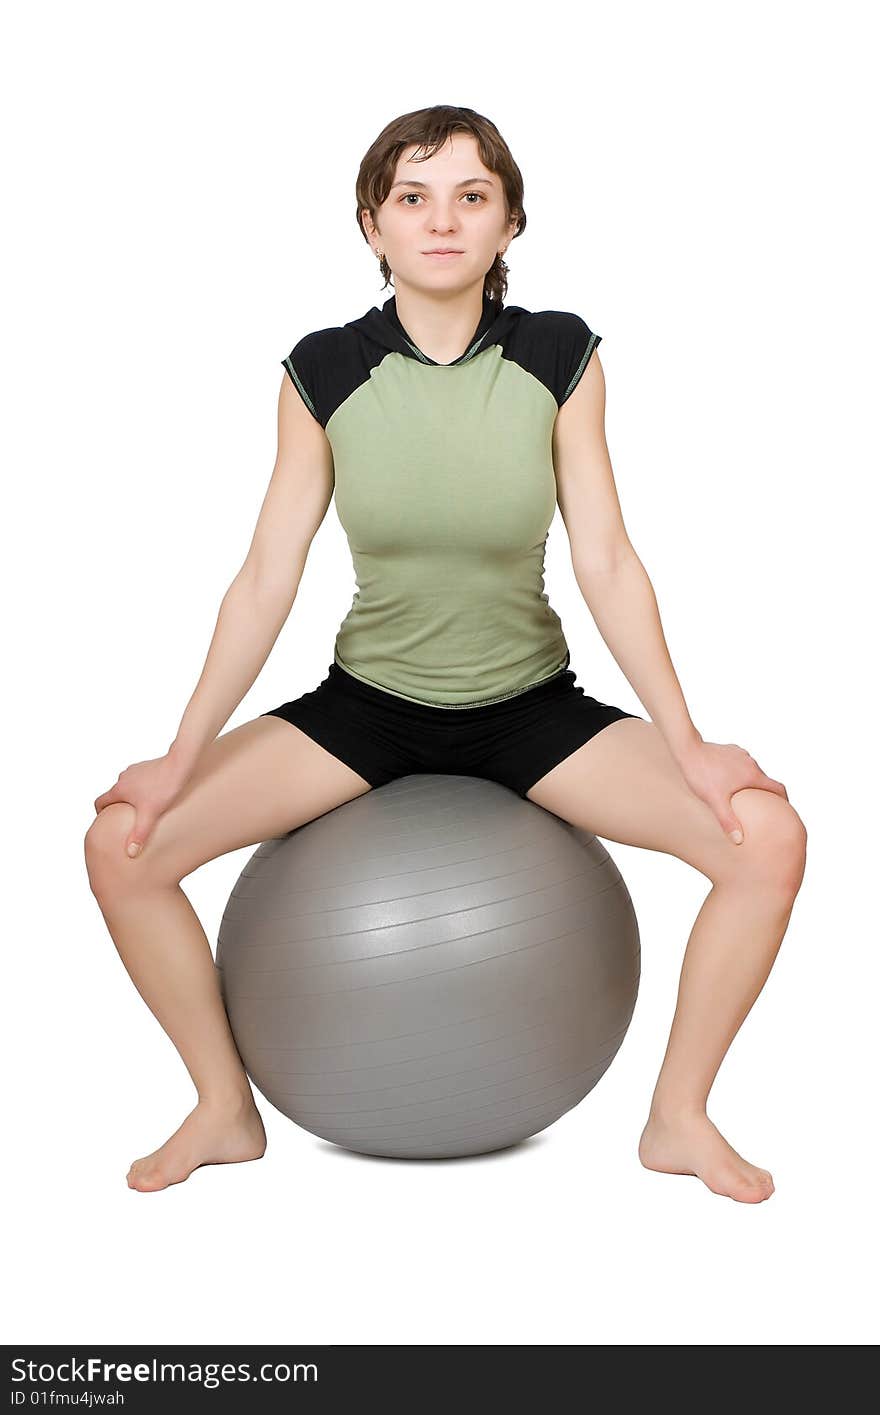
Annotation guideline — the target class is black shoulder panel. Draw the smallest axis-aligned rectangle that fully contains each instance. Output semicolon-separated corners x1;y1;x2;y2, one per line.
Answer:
281;327;375;429
502;310;602;408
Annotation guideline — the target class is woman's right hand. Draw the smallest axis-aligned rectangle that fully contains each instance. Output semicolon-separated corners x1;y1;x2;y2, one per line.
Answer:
93;753;192;858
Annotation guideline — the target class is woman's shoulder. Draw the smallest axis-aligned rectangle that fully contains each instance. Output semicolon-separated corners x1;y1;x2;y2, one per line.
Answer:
283;322;347;367
515;308;603;408
280;324;350;428
528;308;599;341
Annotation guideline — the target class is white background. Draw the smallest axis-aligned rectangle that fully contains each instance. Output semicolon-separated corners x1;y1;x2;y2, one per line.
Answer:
4;0;877;1347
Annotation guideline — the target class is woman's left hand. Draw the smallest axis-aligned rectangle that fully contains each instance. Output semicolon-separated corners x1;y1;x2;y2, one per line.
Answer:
676;739;789;845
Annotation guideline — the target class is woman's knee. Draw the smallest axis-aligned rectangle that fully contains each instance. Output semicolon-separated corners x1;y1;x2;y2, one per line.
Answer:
84;804;165;895
727;788;807;896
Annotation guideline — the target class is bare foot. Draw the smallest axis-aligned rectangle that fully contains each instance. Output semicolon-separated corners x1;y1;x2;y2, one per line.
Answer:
126;1095;267;1192
638;1109;775;1203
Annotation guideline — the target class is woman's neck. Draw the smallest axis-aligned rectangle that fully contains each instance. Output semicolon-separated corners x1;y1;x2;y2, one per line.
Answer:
391;282;487;365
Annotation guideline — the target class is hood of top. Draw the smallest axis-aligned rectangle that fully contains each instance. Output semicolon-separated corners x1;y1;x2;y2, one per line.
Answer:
345;292;523;367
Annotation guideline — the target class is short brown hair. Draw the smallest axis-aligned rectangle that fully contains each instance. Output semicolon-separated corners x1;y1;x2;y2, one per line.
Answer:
355;105;526;304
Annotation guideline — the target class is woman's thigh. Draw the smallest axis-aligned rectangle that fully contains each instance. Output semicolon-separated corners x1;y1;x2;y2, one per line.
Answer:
86;716;373;887
525;717;806;887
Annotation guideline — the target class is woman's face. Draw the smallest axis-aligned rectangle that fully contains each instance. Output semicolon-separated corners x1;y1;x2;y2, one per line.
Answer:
364;133;518;293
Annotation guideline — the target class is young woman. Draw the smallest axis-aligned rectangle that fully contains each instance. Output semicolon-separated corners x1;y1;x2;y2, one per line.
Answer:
85;106;806;1201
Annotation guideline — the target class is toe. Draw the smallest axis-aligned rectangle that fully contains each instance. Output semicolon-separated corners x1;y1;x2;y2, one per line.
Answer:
132;1173;164;1192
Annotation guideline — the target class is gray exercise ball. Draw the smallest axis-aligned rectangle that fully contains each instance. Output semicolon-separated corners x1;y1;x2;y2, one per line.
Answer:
216;774;640;1160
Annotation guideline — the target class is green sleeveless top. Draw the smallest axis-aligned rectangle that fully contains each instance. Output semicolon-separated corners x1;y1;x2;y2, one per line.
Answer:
282;294;601;707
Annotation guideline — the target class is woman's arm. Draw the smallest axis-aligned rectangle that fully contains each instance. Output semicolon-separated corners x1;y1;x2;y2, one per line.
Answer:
167;374;335;775
552;353;701;763
552;354;787;842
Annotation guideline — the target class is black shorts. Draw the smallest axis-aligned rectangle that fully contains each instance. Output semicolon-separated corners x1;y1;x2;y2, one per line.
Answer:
261;661;643;800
